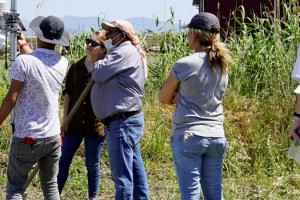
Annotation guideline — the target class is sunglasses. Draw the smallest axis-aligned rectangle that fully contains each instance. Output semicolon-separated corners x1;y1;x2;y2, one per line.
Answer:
85;38;104;47
106;28;121;35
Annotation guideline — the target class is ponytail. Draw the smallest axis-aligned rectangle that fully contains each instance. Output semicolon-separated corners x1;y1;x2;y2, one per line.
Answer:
209;41;231;74
191;29;232;74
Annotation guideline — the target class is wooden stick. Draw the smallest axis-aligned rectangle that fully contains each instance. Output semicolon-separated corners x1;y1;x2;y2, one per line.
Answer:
23;78;95;191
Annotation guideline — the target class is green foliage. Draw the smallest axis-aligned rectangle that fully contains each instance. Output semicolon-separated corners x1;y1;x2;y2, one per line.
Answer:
0;69;9;102
227;4;299;99
144;31;191;95
66;32;91;62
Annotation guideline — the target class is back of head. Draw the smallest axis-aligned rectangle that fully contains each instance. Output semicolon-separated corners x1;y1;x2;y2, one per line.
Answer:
186;12;231;74
185;12;220;34
29;15;70;47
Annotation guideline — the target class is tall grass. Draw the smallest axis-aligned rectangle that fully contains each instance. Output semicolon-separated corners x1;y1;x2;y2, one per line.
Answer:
142;3;300;198
224;2;299;175
221;4;300;198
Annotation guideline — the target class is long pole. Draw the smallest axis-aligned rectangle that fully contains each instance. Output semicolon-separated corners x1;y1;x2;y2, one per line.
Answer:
10;0;17;62
199;0;204;12
23;78;95;191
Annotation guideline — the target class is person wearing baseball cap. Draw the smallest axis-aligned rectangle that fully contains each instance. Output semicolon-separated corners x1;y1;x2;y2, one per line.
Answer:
0;15;69;199
89;20;149;199
159;12;231;200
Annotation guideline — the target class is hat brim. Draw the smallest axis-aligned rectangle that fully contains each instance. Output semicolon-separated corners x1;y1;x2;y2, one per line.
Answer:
101;22;116;30
29;16;70;47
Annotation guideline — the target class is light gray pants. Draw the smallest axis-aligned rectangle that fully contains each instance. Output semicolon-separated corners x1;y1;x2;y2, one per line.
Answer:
6;135;61;200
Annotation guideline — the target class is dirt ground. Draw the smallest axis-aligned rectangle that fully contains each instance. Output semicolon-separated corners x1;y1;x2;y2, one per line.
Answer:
0;185;44;200
0;150;44;200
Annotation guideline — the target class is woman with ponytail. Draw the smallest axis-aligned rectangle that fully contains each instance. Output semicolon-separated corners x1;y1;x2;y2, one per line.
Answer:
159;12;231;200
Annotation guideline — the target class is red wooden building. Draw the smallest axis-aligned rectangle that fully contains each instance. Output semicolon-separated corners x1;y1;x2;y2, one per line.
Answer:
191;0;298;36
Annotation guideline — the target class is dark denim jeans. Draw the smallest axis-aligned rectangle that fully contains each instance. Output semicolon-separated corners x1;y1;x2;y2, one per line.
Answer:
6;135;61;200
57;135;105;198
171;132;226;200
105;112;149;200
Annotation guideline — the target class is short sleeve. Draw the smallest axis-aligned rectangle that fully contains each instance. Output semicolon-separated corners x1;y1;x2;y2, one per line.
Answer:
171;60;191;82
8;56;26;82
62;63;75;96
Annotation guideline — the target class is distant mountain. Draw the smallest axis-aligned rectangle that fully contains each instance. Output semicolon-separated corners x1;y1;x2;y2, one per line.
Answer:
125;17;180;33
19;16;181;36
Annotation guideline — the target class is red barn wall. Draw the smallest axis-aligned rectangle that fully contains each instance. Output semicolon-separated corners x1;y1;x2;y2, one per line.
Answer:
201;0;297;36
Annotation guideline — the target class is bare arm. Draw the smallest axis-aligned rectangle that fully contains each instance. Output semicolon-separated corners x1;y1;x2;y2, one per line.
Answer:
61;93;70;136
17;31;32;54
159;72;179;105
63;94;70;121
0;79;24;126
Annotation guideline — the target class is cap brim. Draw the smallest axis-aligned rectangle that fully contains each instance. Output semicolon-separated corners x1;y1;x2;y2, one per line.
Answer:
29;16;70;47
101;22;116;30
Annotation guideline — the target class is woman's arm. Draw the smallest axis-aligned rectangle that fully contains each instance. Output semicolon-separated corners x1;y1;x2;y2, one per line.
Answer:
63;94;71;122
61;93;70;136
159;72;179;105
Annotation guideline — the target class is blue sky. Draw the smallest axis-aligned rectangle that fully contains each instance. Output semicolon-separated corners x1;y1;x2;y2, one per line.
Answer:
6;0;198;24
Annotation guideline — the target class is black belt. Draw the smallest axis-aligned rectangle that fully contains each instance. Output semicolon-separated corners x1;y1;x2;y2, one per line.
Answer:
102;110;142;126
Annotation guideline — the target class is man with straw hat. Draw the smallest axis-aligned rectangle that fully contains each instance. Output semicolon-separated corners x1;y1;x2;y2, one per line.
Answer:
0;15;69;199
89;20;149;199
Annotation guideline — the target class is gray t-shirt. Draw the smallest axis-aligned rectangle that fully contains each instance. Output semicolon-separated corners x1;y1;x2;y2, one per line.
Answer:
171;52;228;137
9;48;68;138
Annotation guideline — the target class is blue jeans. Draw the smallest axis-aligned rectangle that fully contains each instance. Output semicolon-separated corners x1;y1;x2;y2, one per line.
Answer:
105;112;149;200
57;135;105;198
6;135;61;200
171;132;226;200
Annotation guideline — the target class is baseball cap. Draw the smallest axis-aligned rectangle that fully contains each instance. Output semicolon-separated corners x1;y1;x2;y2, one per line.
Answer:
182;12;220;33
29;15;70;46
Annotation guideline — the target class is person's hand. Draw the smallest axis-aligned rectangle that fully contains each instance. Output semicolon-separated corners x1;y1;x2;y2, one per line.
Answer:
17;31;27;46
291;117;300;141
60;131;65;147
60;124;68;138
60;130;65;138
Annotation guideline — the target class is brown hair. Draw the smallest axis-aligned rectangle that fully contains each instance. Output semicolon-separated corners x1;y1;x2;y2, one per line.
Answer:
94;31;107;54
94;31;105;43
190;27;231;74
